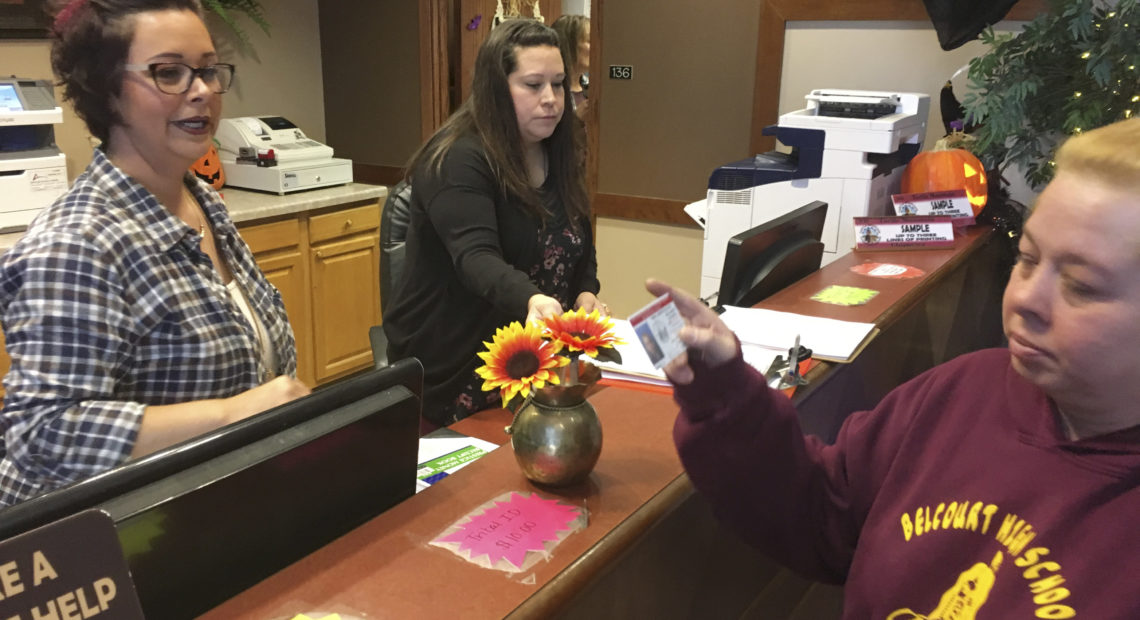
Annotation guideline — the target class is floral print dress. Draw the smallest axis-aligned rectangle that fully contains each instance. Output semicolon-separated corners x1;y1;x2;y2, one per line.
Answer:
448;205;588;421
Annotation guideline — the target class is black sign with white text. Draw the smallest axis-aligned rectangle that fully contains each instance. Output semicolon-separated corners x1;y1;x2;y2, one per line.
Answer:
0;510;143;620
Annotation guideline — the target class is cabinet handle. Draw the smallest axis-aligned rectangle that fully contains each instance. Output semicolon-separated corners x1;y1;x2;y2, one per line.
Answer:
344;219;353;228
315;250;323;258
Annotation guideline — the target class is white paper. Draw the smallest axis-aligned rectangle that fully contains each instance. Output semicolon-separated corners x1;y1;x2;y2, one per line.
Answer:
684;198;708;229
415;436;500;493
718;306;875;362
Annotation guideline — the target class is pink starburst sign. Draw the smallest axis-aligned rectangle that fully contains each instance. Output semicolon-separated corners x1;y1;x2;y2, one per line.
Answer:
431;492;585;572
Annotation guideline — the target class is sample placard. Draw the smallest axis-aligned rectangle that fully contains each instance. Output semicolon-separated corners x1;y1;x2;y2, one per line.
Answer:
854;216;956;251
0;510;144;620
891;189;975;222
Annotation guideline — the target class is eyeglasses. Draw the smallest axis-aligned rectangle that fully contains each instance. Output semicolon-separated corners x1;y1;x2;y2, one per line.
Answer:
122;62;236;95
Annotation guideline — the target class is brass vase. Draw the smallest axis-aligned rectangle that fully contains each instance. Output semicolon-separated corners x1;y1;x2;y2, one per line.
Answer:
505;366;602;486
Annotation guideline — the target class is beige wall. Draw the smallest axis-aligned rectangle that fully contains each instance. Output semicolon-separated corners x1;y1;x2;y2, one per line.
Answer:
210;0;327;144
0;0;326;180
779;21;1025;156
594;18;1028;319
318;0;422;169
595;217;703;318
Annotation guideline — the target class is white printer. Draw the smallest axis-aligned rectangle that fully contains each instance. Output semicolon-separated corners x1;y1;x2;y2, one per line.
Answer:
0;77;69;232
216;116;352;194
697;89;930;300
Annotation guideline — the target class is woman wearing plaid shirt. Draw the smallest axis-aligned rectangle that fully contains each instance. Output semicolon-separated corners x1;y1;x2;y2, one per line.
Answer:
0;0;310;506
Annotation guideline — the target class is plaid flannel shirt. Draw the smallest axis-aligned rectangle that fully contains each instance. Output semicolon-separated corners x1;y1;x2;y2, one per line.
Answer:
0;149;297;506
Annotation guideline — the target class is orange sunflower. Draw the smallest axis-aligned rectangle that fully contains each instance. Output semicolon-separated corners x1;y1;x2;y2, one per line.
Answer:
542;308;625;358
476;321;570;405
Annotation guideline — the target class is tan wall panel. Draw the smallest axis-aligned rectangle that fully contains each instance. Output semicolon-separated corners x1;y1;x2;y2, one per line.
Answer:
597;0;761;203
595;216;703;319
212;0;328;144
319;0;422;170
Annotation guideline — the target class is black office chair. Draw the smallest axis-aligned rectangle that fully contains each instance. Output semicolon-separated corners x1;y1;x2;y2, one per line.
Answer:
370;180;413;367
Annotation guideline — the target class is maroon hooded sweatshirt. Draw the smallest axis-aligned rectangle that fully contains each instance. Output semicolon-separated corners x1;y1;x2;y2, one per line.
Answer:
674;348;1140;619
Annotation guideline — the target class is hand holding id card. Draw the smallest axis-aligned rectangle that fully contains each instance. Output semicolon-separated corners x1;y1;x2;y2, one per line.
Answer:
628;293;688;369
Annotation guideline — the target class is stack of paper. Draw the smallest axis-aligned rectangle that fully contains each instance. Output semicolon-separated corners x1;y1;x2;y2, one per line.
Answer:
718;306;877;363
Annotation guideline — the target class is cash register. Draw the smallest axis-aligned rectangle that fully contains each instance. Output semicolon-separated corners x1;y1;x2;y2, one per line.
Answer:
215;116;353;194
0;77;69;232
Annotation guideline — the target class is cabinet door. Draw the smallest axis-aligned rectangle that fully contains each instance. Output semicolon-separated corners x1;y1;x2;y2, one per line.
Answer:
239;219;315;387
310;233;381;383
256;248;314;386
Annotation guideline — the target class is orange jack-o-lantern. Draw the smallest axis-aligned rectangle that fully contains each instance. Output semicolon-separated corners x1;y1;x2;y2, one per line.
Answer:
901;148;988;216
191;144;226;190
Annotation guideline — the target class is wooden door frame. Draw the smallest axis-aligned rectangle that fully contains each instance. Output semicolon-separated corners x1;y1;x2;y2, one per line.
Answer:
585;0;602;215
420;0;452;142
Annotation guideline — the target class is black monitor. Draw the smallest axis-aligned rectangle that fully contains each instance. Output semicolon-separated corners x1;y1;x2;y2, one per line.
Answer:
0;358;423;619
716;200;828;311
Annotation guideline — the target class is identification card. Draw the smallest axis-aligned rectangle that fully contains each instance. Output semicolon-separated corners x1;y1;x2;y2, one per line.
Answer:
628;293;687;369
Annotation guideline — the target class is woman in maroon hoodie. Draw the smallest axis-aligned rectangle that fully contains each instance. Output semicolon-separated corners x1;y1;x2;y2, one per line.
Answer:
651;118;1140;619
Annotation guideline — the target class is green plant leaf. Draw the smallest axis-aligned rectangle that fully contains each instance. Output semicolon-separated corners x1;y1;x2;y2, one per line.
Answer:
203;0;270;52
962;0;1138;189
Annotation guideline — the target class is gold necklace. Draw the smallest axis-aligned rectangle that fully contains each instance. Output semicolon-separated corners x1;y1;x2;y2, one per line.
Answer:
183;186;206;238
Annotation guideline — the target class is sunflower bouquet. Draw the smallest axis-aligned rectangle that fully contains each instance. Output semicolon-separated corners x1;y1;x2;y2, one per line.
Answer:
475;308;624;411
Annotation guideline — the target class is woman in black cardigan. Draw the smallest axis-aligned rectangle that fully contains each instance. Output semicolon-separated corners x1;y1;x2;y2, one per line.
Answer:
384;19;607;430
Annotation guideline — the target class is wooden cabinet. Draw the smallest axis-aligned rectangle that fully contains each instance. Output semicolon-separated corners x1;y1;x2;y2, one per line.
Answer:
239;218;315;386
240;200;382;387
308;205;382;383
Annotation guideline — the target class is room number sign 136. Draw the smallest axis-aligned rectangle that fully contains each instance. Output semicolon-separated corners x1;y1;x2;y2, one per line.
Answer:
608;65;633;80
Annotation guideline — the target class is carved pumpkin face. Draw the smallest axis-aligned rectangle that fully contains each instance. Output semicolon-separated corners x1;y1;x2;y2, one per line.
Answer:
901;148;988;216
191;144;226;190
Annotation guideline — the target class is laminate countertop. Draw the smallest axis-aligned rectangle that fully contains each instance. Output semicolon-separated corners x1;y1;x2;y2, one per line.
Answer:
0;182;388;254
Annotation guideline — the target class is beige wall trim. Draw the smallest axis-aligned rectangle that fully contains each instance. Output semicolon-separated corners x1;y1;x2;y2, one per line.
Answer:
594;193;696;228
749;0;1051;155
353;164;404;187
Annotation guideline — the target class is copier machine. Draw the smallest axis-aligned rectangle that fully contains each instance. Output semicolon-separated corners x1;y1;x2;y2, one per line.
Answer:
697;89;930;300
0;77;69;232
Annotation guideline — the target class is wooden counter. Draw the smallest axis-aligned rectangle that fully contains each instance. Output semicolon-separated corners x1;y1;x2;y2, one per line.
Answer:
206;226;1009;619
203;387;683;619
